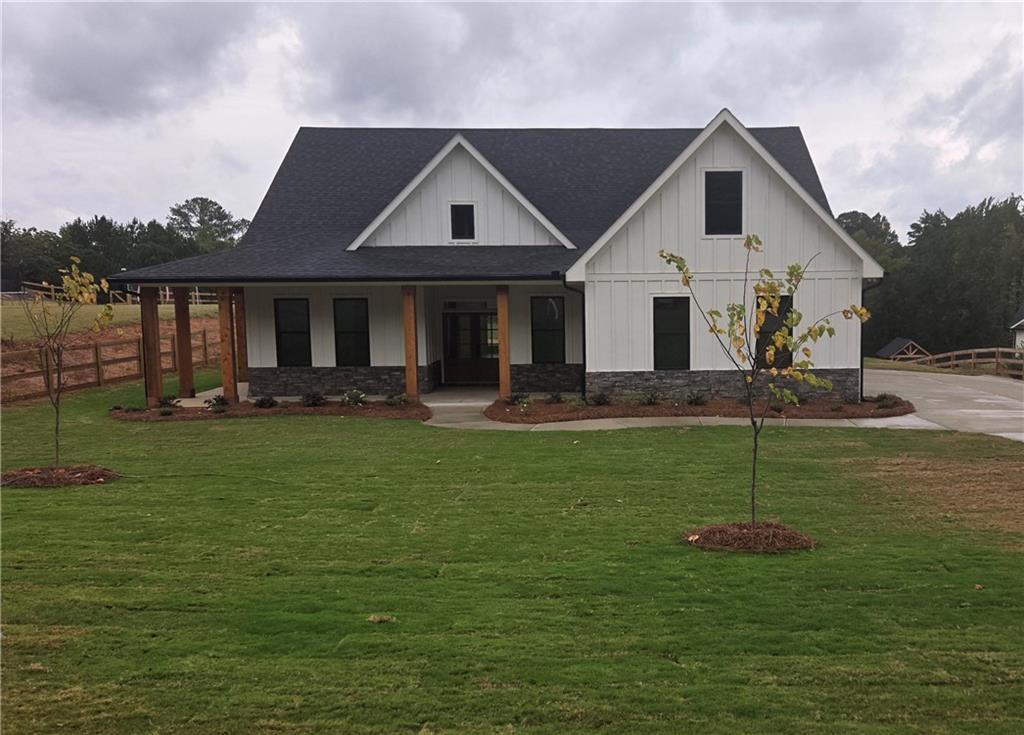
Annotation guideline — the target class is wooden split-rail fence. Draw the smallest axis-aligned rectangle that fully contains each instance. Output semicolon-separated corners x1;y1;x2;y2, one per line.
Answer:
18;281;217;305
2;328;222;401
908;347;1024;378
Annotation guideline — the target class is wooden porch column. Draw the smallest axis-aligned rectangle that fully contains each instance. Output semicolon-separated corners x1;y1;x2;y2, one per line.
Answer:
172;287;195;397
402;286;419;399
217;287;238;403
232;287;249;383
139;286;164;408
496;285;511;400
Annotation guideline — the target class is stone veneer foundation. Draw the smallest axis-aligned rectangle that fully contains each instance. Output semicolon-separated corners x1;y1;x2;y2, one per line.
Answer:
511;364;584;393
249;361;442;397
585;368;861;402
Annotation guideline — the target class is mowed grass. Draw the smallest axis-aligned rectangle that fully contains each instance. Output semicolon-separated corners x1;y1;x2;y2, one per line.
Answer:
2;375;1023;734
1;302;218;342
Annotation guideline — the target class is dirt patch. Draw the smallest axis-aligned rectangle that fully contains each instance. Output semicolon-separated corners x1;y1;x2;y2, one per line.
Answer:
109;400;432;422
685;521;817;553
2;465;119;488
485;396;915;424
859;456;1024;536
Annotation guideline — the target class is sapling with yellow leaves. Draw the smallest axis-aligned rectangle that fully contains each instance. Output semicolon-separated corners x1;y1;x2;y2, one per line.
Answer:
659;236;870;525
21;257;113;466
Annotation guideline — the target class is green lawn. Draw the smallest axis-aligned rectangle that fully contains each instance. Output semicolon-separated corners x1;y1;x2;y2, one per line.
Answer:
1;302;218;343
2;375;1022;734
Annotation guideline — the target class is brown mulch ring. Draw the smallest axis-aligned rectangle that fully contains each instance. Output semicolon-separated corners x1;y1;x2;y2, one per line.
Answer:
684;521;817;553
109;400;432;422
485;395;915;424
2;465;120;488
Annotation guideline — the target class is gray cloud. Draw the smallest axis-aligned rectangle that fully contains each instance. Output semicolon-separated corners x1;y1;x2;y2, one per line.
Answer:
1;1;1020;240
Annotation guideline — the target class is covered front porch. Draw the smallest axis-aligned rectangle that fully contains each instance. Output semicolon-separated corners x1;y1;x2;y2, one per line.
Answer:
136;281;582;407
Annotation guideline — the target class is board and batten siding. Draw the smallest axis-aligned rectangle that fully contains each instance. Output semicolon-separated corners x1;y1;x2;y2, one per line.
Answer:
362;146;560;247
585;125;862;371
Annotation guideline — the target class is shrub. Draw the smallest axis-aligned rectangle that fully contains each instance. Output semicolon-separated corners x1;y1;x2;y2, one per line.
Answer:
830;402;845;412
384;393;409;406
567;395;586;408
253;395;278;409
685;391;708;406
545;392;564;404
341;389;366;406
769;400;786;413
204;394;229;409
875;393;900;409
209;403;228;414
639;390;660;406
301;392;327;407
505;392;529;406
588;392;611;406
158;408;174;417
157;395;181;409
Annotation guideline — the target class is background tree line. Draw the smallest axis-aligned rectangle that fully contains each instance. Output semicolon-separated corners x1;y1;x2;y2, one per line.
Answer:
839;195;1024;353
1;197;249;291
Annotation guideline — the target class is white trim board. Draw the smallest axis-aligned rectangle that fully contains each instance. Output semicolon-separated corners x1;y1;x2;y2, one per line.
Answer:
347;133;576;251
565;109;884;281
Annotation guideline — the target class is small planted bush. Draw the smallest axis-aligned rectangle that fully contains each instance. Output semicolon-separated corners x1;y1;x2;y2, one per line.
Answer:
157;395;181;409
253;395;278;409
204;394;229;410
685;391;708;406
384;393;409;406
506;392;529;406
639;390;660;406
301;392;327;408
588;392;611;406
874;393;900;409
158;408;174;417
545;392;564;404
341;389;366;406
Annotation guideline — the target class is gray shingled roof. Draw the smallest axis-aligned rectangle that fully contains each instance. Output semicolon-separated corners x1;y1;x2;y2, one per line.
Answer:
114;126;832;284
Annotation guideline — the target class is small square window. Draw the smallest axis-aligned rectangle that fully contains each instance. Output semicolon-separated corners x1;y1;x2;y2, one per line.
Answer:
450;204;475;241
705;171;743;236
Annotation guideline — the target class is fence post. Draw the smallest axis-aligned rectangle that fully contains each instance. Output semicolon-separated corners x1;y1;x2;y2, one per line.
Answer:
94;343;104;386
970;350;976;369
995;349;1001;376
201;329;210;366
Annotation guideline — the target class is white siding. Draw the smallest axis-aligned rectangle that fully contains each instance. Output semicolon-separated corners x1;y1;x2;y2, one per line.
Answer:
585;125;863;370
362;146;560;247
245;285;406;368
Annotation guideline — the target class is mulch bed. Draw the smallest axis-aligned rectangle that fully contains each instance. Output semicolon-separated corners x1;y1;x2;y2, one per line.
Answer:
485;396;915;424
109;400;432;422
685;521;816;553
2;465;120;488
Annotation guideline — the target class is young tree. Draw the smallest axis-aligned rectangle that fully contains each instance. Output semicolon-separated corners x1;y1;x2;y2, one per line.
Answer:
22;257;113;466
659;236;870;525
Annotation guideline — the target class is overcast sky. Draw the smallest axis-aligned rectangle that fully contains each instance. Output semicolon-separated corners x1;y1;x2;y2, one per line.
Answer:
2;1;1021;242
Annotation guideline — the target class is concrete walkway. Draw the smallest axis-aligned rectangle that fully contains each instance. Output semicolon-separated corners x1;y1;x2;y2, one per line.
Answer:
422;387;945;433
865;368;1024;442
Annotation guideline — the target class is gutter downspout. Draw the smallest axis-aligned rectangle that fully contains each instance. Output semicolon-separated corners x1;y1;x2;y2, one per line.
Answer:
860;278;883;400
561;273;587;398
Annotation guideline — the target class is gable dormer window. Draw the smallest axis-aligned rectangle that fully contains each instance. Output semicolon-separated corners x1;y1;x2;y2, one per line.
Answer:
449;203;476;242
704;170;743;236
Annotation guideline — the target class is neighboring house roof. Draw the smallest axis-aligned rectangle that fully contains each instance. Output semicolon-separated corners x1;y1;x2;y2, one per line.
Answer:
876;337;929;359
1010;304;1024;330
113;115;840;284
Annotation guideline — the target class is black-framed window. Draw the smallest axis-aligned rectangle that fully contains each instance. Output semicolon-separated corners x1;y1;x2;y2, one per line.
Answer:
531;296;565;364
756;295;793;369
334;298;370;367
450;203;476;240
653;297;690;370
274;298;311;367
705;170;743;235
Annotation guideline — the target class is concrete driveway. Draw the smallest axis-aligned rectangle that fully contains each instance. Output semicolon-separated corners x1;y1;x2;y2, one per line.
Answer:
864;369;1024;442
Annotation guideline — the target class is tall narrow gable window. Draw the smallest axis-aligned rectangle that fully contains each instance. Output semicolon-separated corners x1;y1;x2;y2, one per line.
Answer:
450;203;476;241
756;295;793;369
531;296;565;364
704;170;743;236
653;297;690;370
334;298;371;367
274;298;312;367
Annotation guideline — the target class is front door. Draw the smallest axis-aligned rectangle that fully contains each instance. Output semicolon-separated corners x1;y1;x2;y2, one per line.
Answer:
443;312;499;384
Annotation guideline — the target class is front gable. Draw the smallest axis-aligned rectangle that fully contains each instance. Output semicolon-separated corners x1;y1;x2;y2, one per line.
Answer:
351;136;573;249
566;110;883;280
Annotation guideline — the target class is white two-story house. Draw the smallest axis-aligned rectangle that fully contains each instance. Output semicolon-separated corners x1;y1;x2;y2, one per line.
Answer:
114;110;883;406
